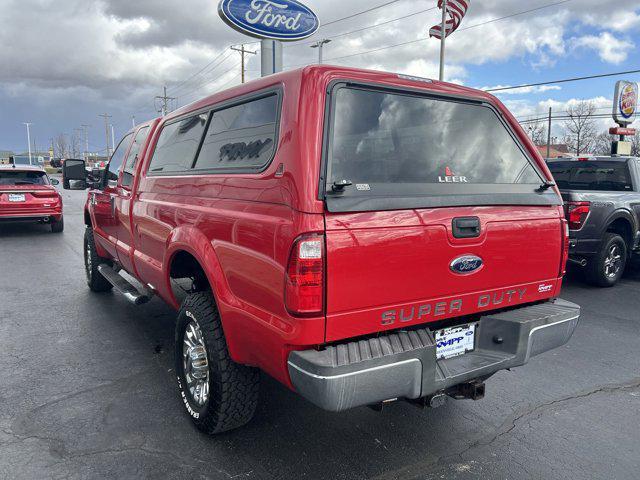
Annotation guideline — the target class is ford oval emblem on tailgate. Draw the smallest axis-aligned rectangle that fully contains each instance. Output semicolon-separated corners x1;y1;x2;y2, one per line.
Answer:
450;255;483;275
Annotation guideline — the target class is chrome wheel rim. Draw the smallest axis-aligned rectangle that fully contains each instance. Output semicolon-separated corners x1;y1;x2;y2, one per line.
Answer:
604;244;622;278
85;238;92;282
182;319;210;406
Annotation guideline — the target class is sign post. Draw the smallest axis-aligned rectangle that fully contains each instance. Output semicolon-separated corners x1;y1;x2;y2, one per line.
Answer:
611;80;638;155
218;0;319;78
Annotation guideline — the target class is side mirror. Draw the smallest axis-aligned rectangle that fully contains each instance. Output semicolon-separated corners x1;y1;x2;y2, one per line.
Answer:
63;159;87;190
50;178;60;186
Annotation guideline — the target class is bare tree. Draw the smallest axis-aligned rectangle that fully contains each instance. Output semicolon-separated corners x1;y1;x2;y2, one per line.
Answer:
70;132;82;158
630;130;640;157
525;121;547;146
563;101;597;155
53;134;69;158
592;131;615;155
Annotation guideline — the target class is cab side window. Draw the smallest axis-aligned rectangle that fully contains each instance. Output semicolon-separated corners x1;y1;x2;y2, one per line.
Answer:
194;94;278;172
121;127;150;187
107;133;133;186
147;114;208;174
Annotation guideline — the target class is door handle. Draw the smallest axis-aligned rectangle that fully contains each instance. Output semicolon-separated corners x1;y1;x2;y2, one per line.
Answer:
452;217;481;239
110;196;116;217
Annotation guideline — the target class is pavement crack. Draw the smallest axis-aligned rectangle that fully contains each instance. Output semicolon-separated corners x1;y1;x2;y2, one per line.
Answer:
445;377;640;462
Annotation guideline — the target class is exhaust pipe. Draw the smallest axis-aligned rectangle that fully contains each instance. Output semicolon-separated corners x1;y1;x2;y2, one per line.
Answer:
568;257;587;267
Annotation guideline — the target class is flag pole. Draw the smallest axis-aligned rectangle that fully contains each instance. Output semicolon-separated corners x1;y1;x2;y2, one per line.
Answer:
439;0;447;81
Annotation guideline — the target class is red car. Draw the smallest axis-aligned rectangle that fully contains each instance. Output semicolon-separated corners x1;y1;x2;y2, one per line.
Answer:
0;165;64;232
64;65;579;433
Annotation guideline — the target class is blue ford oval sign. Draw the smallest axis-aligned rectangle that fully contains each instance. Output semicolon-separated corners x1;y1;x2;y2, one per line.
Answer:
450;255;484;275
218;0;319;41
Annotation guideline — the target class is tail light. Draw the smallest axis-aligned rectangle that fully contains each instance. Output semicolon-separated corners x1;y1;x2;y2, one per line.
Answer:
285;234;324;316
31;191;59;199
560;218;569;276
565;201;590;230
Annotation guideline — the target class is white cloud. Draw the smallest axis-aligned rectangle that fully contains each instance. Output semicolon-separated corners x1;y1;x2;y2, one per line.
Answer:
571;32;635;64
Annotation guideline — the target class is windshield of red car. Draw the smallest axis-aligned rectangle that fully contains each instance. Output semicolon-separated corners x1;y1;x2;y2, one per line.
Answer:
0;170;49;186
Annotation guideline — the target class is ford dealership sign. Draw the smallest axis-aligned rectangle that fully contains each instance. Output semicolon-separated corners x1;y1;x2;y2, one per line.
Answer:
218;0;319;41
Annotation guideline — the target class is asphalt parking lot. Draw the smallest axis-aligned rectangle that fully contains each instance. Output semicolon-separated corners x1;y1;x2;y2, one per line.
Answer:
1;181;639;480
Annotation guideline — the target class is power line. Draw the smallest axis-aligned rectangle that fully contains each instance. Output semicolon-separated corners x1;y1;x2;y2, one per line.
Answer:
318;0;573;64
323;0;406;27
178;61;242;105
168;49;228;94
485;69;640;92
172;53;237;100
518;113;616;125
175;56;240;102
284;6;437;50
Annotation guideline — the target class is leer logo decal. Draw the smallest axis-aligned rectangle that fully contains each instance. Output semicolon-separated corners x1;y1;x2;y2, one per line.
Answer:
438;166;468;183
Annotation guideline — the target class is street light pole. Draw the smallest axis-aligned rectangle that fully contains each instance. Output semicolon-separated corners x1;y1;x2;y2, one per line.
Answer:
439;0;448;81
311;39;331;64
22;122;33;164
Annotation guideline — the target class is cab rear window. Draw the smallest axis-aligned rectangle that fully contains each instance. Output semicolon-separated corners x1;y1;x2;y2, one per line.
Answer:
548;161;633;191
327;88;540;186
323;86;552;212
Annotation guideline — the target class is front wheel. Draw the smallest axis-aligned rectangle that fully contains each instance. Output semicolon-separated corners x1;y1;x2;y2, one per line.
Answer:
175;291;259;434
585;233;627;287
84;227;113;292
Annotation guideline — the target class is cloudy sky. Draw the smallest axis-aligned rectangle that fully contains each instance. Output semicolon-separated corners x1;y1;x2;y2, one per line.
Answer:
1;0;639;154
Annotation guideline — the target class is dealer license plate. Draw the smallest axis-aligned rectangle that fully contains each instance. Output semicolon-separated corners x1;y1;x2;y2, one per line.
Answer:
8;194;26;202
434;323;476;360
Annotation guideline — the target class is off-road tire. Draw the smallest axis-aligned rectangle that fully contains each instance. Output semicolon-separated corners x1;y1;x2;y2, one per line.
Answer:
84;227;113;292
175;291;259;434
51;216;64;233
585;233;627;287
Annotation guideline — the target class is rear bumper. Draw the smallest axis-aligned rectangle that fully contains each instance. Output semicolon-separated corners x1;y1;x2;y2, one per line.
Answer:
288;299;579;412
568;236;601;257
0;212;62;222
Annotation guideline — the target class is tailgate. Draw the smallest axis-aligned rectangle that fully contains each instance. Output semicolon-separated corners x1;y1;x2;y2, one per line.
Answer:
321;82;563;342
325;205;563;341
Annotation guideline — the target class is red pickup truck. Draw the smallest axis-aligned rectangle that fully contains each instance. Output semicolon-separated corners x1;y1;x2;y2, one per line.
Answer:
64;66;579;434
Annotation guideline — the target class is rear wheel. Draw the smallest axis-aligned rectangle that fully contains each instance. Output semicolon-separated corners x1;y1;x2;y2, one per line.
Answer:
585;233;627;287
175;291;259;434
50;216;64;233
84;227;113;292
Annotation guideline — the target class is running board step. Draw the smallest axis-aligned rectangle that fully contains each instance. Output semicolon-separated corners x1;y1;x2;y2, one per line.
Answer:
97;264;152;305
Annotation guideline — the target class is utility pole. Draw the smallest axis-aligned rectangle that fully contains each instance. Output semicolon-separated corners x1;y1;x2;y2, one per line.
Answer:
310;39;331;64
110;124;116;152
546;107;552;158
155;86;176;116
22;122;33;163
230;45;257;83
74;128;83;158
439;0;448;81
99;113;112;157
81;124;91;161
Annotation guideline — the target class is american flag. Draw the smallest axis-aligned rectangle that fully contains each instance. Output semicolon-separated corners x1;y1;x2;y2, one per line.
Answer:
429;0;470;39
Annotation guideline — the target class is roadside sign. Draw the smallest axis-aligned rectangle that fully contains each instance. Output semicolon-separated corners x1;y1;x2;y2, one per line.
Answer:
612;80;638;126
609;127;636;136
218;0;319;41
